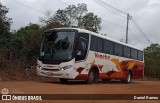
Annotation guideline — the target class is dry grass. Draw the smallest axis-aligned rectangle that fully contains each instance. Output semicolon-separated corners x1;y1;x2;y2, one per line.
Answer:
0;65;57;82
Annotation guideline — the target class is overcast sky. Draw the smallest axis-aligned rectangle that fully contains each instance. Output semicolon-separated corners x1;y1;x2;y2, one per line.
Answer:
1;0;160;49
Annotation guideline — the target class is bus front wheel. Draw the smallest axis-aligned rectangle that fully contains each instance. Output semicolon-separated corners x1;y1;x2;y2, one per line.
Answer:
86;69;99;84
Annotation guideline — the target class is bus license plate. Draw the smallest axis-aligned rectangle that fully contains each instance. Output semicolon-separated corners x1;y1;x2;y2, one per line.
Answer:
47;72;54;76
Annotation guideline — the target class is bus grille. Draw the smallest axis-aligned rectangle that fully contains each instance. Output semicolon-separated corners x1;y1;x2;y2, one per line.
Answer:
42;68;60;72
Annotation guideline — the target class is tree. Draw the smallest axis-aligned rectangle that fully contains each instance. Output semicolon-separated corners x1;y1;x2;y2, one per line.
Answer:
79;12;101;32
40;10;69;29
144;43;160;63
0;2;12;67
0;2;12;50
12;23;42;67
144;43;160;78
40;3;101;32
65;3;88;26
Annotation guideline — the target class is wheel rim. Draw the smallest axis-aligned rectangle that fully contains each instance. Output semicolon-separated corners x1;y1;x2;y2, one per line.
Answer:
89;71;94;82
127;73;131;83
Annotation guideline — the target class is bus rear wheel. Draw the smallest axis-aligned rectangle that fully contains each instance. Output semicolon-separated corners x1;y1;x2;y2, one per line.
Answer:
122;72;132;84
86;69;99;84
59;78;68;83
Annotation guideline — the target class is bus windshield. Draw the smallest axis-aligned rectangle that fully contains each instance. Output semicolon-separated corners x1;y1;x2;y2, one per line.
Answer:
40;31;75;61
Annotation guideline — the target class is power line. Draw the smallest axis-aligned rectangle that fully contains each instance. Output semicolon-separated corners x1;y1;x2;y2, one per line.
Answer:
11;0;45;14
131;17;153;44
57;0;68;6
94;0;130;44
94;0;153;45
58;0;152;46
94;0;126;18
96;0;127;15
128;28;146;45
102;19;125;28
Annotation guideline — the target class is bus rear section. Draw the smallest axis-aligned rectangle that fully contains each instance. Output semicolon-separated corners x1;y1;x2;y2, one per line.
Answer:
37;28;144;84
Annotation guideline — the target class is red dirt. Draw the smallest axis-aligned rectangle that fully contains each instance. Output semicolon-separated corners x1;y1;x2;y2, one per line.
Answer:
0;80;160;103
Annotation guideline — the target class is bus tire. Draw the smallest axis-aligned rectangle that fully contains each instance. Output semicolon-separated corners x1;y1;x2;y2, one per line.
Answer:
94;70;99;84
86;69;99;84
122;72;132;84
59;78;68;83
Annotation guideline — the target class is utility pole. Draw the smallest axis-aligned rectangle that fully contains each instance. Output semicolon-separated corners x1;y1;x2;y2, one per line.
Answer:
126;13;131;44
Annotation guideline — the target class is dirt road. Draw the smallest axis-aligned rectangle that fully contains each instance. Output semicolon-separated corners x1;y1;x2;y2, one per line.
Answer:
0;80;160;103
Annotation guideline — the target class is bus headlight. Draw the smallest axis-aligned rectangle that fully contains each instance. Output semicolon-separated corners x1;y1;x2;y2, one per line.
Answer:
60;65;73;71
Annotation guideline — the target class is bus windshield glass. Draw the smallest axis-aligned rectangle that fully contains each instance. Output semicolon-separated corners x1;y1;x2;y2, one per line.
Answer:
40;31;75;61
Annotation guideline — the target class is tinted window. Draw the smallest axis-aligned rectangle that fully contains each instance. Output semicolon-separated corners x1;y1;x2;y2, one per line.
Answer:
131;49;137;59
75;33;89;61
123;46;131;58
103;40;113;54
90;35;103;52
114;43;122;56
78;33;89;42
138;51;143;61
40;31;75;60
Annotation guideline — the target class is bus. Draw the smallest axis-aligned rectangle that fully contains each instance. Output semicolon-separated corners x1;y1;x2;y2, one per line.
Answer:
37;28;144;84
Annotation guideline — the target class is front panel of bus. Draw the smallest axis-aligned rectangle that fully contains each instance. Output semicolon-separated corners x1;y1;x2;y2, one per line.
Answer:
37;29;80;79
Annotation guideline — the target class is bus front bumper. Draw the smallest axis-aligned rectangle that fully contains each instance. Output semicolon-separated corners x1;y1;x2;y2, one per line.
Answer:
36;66;76;79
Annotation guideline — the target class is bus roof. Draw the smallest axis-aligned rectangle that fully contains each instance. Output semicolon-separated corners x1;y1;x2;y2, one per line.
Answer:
48;27;143;51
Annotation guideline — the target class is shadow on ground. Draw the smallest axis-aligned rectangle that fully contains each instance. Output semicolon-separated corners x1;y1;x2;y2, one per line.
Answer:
37;79;140;85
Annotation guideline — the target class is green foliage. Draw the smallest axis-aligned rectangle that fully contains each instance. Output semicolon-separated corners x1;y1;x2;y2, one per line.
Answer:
144;43;160;78
12;23;42;66
0;2;12;67
0;2;12;51
40;3;101;32
79;12;101;33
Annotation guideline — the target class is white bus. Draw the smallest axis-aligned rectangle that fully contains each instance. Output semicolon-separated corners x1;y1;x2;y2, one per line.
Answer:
37;28;144;84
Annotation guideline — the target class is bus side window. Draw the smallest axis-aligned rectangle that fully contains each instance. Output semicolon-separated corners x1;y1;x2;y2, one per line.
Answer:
114;43;122;56
131;48;138;59
75;33;89;61
123;46;131;58
103;40;113;55
138;51;143;61
90;35;103;52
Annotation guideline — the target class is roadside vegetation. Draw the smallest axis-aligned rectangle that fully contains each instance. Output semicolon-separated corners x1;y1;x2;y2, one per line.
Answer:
144;44;160;79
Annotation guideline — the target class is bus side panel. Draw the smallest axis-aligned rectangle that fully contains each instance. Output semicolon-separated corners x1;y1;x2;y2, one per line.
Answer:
99;72;126;79
132;61;144;79
75;51;127;80
74;51;144;80
74;51;96;80
106;59;144;79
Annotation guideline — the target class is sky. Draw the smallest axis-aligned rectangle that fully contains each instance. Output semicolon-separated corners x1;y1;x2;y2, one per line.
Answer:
1;0;160;49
